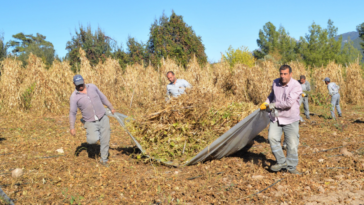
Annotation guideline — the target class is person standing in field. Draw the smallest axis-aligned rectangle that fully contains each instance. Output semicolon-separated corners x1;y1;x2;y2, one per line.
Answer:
69;75;115;167
166;71;192;98
324;77;342;119
260;65;302;175
299;75;311;120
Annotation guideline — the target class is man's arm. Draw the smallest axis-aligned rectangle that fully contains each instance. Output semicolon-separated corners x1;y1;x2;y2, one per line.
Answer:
69;95;77;132
275;85;302;109
183;79;192;88
328;84;334;96
306;82;311;92
95;86;114;111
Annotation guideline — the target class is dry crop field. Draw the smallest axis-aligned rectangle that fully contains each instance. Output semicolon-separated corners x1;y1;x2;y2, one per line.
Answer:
1;50;364;204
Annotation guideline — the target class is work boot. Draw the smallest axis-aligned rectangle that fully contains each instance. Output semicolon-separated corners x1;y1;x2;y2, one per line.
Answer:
338;114;342;117
306;115;310;119
288;169;302;175
270;163;287;172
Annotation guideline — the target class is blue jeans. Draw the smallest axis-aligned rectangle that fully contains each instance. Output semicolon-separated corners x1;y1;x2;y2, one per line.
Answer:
268;121;299;171
331;94;342;119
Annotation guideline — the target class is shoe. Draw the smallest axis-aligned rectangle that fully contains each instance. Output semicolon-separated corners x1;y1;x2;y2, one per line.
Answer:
99;161;109;167
288;169;302;175
306;115;310;119
270;163;287;172
338;114;342;117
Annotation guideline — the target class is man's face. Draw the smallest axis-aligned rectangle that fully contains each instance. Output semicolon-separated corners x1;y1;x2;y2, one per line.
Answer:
280;68;292;85
300;78;306;84
75;83;85;91
167;73;176;84
325;81;329;85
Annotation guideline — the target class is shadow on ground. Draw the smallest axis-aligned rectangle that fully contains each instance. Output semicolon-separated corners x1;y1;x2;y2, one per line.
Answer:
74;143;101;159
0;138;5;143
111;146;142;156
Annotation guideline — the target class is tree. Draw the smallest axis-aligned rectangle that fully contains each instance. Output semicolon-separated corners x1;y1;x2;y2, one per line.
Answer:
7;33;55;67
126;37;146;65
147;11;207;68
337;37;363;64
66;25;115;69
223;46;255;67
356;22;364;53
296;20;342;67
253;22;297;63
0;34;7;61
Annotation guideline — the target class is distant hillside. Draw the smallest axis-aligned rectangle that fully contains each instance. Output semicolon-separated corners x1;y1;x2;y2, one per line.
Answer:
336;31;363;61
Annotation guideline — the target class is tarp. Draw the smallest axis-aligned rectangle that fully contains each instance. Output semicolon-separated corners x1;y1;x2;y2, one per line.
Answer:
106;108;270;166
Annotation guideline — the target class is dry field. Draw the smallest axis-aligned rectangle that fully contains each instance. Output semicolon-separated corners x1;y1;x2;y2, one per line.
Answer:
1;104;364;204
1;51;364;204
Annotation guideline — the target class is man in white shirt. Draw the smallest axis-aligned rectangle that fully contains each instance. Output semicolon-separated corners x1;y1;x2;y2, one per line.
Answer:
166;71;191;98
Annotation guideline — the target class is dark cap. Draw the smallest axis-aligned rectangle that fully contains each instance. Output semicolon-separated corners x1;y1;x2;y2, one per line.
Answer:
323;77;330;82
73;75;84;85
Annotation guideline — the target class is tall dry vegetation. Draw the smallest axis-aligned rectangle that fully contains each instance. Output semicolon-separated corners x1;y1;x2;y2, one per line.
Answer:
0;49;363;116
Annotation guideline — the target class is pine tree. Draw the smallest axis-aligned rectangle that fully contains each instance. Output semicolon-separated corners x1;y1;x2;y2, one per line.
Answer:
66;25;115;69
147;11;207;68
7;33;55;67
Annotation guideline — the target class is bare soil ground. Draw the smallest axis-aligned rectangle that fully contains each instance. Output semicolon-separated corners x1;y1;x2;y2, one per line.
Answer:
1;105;364;204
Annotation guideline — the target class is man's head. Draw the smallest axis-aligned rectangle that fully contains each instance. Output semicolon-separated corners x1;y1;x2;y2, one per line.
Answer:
166;71;176;84
324;77;330;85
300;75;306;84
279;65;292;85
73;75;85;91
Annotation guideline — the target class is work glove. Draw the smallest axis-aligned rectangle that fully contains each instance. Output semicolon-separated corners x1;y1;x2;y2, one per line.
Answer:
302;93;307;97
260;102;269;110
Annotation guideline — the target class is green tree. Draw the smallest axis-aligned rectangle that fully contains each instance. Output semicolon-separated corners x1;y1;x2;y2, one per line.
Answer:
296;20;342;67
253;22;297;63
0;34;7;61
126;37;146;65
223;46;255;67
337;37;363;64
356;22;364;53
66;25;115;69
7;33;55;67
147;11;207;68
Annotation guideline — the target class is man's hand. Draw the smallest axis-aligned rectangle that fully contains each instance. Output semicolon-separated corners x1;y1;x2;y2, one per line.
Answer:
70;129;76;136
111;109;115;115
260;102;269;110
302;93;307;97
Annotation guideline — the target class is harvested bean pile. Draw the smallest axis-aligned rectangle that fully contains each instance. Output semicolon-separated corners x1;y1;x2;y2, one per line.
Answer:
126;88;257;165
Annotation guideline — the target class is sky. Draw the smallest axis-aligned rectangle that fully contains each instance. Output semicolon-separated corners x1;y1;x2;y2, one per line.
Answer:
1;0;363;63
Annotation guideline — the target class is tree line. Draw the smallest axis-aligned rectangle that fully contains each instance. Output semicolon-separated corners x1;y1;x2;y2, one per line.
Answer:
253;20;363;67
1;14;364;70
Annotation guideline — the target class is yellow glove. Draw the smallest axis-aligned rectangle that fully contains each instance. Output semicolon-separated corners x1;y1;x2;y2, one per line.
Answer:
260;102;269;110
302;93;307;97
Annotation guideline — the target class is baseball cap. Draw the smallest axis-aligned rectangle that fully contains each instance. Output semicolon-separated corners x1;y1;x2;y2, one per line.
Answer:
73;75;84;85
323;77;330;82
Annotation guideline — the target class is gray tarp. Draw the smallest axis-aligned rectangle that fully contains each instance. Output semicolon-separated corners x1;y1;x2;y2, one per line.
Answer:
106;108;270;166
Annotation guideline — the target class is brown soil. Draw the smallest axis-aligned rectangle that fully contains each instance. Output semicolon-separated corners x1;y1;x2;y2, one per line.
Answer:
1;105;364;204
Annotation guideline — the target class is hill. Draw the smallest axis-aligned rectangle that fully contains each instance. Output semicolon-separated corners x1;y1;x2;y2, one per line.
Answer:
336;31;363;61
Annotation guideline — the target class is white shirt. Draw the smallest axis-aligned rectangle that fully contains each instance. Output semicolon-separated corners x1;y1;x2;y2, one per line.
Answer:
166;79;191;97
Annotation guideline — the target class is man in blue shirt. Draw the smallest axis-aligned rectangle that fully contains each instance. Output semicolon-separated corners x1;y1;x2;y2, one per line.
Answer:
166;71;192;98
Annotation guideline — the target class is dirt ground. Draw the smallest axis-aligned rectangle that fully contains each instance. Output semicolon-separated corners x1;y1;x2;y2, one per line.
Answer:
1;105;364;204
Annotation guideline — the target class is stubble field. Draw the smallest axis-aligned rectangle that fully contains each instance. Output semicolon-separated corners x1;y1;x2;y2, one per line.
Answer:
1;104;364;204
